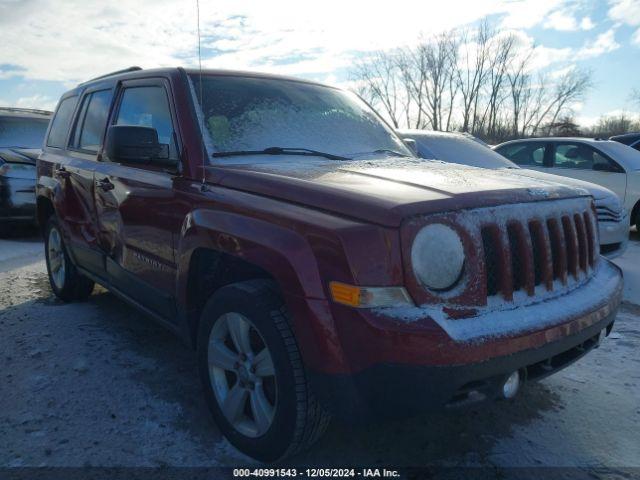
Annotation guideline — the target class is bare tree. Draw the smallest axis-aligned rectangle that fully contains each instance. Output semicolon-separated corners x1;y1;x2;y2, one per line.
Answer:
350;51;407;128
481;33;516;138
455;21;493;133
349;17;594;142
533;68;592;135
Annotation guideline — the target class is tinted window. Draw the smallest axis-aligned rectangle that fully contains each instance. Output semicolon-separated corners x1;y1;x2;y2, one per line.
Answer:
47;96;78;148
496;142;546;167
0;117;50;148
555;143;621;172
115;86;177;159
75;90;112;152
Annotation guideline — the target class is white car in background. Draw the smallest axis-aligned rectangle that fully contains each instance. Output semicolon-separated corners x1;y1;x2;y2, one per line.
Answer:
493;137;640;232
399;130;629;258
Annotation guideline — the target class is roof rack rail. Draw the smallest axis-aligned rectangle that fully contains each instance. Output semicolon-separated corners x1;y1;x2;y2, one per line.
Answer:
79;66;143;85
0;106;53;116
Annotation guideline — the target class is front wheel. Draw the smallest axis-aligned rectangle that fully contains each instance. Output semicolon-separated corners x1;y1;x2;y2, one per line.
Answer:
197;280;330;462
44;217;94;302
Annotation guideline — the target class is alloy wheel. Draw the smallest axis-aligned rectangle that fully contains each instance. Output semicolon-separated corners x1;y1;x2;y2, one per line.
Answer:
47;227;66;290
207;312;277;438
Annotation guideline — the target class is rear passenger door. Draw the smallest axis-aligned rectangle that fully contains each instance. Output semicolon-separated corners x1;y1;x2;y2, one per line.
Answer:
94;78;182;320
43;89;113;274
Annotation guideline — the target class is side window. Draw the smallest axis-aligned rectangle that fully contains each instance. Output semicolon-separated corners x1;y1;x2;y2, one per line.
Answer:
496;143;546;167
46;96;78;148
592;150;620;172
115;86;177;160
554;143;601;170
72;90;113;153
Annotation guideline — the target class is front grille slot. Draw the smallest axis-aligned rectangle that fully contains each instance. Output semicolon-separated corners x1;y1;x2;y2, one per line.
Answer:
546;218;567;284
583;212;595;267
477;202;597;304
481;226;500;297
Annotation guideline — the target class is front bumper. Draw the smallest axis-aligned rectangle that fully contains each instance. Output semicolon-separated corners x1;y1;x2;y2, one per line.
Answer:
599;214;629;259
308;261;623;421
311;309;616;421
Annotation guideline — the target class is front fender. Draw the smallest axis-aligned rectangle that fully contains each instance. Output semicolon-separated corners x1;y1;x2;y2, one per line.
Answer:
175;208;353;371
176;208;325;302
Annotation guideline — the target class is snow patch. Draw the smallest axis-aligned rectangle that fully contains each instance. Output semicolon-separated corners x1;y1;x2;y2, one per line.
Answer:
377;261;621;343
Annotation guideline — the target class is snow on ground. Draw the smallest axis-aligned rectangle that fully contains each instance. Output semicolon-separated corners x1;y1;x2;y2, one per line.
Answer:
0;233;639;470
613;230;640;304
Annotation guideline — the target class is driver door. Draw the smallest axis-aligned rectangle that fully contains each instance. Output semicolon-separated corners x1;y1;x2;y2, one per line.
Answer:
93;78;183;321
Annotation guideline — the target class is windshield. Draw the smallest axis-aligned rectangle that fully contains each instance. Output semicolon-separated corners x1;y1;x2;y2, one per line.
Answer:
189;75;412;161
0;116;50;148
407;133;518;169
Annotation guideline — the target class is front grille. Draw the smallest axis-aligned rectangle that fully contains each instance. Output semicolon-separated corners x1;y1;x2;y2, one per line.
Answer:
477;200;598;303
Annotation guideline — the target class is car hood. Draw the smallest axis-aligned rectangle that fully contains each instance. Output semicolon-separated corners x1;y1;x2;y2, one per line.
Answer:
504;167;613;201
0;147;41;165
205;156;589;227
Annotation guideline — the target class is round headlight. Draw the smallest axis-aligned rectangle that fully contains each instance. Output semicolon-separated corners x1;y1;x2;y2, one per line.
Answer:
411;223;465;291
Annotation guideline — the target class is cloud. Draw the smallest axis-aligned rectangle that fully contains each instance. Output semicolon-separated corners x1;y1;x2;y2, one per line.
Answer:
0;94;57;111
576;29;620;58
544;9;594;31
0;0;579;85
580;17;595;30
608;0;640;27
633;28;640;46
499;0;565;29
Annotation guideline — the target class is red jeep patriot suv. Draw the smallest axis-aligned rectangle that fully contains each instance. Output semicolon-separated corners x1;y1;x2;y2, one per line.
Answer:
37;67;623;461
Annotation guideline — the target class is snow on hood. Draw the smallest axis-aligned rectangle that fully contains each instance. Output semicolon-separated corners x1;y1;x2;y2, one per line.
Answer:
208;156;590;226
505;168;613;201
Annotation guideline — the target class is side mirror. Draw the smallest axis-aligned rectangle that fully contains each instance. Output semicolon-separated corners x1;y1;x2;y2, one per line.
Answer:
104;125;173;166
403;138;418;156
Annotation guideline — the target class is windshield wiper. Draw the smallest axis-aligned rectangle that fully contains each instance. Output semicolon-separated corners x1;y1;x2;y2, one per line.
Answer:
211;147;351;161
357;149;410;158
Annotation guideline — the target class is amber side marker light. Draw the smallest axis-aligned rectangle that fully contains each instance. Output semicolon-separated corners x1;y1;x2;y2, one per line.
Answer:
329;281;414;308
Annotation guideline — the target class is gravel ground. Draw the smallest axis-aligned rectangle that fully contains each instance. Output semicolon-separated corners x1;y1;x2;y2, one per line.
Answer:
1;232;639;471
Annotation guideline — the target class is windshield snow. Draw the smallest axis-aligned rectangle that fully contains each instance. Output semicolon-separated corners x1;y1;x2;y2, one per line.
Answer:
189;75;411;161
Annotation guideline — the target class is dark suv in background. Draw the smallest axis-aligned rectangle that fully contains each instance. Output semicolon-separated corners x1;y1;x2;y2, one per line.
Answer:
0;107;52;233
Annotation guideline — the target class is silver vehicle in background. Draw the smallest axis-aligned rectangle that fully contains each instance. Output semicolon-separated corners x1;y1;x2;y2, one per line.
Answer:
399;129;629;258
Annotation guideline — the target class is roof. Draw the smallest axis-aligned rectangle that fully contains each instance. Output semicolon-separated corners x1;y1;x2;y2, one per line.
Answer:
0;107;52;118
75;66;332;89
397;129;464;139
498;137;612;144
609;132;640;145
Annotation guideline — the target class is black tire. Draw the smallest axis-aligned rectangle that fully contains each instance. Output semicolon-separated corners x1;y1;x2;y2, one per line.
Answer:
44;216;94;302
197;279;330;462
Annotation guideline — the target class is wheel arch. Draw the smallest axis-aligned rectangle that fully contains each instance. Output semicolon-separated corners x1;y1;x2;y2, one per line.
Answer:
176;209;326;347
36;195;55;237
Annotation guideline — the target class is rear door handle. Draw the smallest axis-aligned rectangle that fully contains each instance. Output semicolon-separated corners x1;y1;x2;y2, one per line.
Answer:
55;165;70;179
96;177;115;191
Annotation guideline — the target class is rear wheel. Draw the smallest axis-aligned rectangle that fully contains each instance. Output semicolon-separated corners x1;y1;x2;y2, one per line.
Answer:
197;279;330;462
44;217;94;302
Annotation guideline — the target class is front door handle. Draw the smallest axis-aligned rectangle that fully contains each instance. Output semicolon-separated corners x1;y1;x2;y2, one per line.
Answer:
55;165;70;179
96;177;115;191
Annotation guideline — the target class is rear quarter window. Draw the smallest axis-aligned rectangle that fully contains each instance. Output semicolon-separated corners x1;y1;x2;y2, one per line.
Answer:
46;96;78;148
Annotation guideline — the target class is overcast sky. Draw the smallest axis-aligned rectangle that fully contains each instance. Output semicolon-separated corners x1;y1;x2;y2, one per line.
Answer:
1;0;638;126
